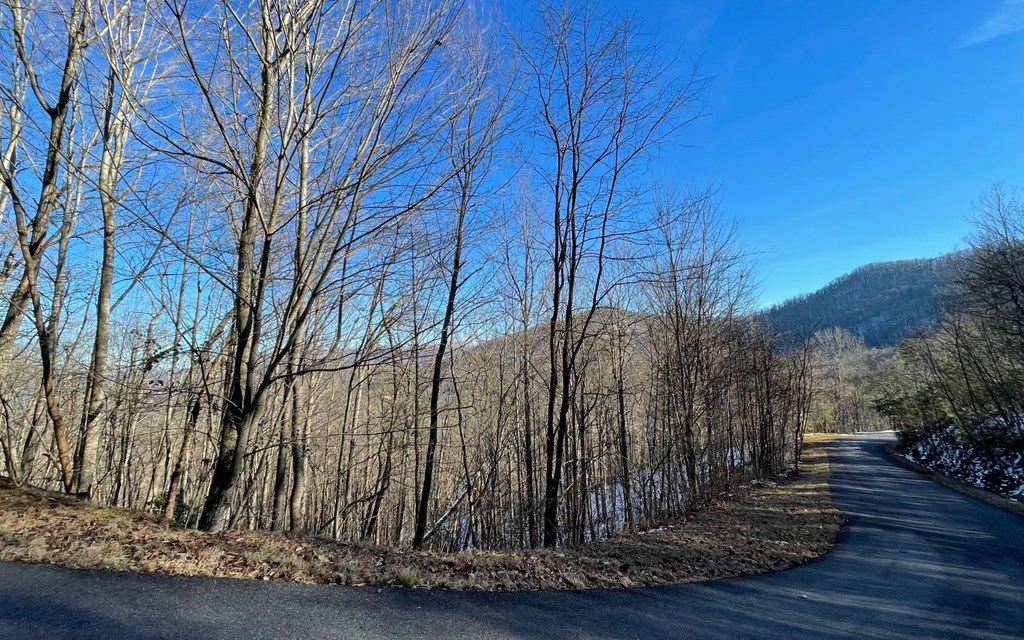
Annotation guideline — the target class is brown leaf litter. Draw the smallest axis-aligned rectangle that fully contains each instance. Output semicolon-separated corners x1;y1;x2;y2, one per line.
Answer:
0;435;841;591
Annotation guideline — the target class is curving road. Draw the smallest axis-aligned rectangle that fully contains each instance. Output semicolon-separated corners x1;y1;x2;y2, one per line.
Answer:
2;434;1023;639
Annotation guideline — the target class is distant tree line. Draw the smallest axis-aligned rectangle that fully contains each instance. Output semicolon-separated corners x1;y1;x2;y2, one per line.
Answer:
801;327;891;434
0;0;813;550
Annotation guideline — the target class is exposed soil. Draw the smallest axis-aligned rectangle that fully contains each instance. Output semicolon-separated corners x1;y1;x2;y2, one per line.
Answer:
0;435;841;591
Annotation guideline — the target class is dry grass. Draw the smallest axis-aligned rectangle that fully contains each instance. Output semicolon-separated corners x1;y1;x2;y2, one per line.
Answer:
0;436;841;591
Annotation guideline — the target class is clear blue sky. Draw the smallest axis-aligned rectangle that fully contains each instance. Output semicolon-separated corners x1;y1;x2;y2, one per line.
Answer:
515;0;1024;307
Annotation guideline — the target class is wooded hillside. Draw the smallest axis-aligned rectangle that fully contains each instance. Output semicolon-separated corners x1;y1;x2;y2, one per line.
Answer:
761;256;956;349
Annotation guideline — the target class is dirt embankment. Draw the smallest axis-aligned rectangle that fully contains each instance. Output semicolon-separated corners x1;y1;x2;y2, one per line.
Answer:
0;436;841;591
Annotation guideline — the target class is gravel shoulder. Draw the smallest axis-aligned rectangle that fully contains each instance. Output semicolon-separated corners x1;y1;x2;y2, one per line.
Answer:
0;436;840;591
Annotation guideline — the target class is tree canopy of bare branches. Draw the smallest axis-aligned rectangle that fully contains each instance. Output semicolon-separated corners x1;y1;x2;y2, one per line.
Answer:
0;0;812;550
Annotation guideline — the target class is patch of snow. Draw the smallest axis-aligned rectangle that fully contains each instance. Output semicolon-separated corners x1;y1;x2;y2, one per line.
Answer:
903;425;1024;499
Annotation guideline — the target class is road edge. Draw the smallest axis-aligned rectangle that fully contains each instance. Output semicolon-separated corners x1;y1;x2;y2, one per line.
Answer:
884;444;1024;518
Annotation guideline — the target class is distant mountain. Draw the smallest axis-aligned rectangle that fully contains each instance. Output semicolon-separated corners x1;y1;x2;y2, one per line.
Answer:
760;255;958;349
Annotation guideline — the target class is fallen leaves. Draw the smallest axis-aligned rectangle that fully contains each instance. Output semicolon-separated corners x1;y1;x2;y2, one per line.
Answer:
0;437;841;591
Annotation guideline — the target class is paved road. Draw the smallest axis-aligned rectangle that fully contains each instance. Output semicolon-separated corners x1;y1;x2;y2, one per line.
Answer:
2;434;1023;639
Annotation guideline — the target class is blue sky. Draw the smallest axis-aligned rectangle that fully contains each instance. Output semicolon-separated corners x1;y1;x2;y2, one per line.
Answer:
528;0;1024;307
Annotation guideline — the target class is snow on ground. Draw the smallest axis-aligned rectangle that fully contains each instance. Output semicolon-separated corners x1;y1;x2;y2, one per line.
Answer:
903;426;1024;500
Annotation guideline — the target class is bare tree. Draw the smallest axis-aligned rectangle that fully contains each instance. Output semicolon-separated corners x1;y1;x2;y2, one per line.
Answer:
148;0;463;530
73;0;168;496
413;8;512;549
0;0;118;491
0;0;818;554
517;0;704;546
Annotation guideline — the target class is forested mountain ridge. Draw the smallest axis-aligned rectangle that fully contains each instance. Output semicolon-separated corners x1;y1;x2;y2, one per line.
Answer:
760;255;958;348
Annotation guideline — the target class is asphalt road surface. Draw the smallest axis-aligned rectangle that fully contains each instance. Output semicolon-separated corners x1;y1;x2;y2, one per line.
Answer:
2;433;1023;639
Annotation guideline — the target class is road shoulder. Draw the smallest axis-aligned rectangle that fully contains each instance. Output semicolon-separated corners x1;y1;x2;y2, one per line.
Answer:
885;444;1024;518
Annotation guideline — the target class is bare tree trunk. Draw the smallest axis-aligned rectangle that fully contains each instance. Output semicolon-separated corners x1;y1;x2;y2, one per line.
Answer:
271;381;293;531
289;371;308;531
76;66;122;495
197;4;280;530
165;394;201;522
616;372;633;530
412;206;466;548
412;26;507;546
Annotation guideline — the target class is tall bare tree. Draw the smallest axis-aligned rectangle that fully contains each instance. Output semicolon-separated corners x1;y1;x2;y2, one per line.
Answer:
518;0;704;547
412;8;512;549
0;0;98;490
